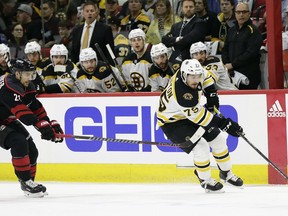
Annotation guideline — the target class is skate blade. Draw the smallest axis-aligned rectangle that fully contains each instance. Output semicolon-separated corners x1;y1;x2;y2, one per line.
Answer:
205;188;225;193
24;191;45;198
221;180;244;189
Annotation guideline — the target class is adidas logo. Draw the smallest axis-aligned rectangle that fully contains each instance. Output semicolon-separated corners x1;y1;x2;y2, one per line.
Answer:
267;100;286;118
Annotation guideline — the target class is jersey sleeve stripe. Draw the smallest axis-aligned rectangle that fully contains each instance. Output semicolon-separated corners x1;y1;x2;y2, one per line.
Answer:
11;104;34;119
33;107;48;120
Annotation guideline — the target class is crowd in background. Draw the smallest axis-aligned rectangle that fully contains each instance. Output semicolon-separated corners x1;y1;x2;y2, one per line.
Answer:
0;0;288;92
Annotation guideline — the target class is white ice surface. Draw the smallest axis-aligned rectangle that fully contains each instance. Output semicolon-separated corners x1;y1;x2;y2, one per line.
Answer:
0;182;288;216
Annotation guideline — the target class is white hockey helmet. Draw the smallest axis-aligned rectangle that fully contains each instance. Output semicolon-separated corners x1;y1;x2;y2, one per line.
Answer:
24;41;42;56
128;28;146;42
189;41;208;57
150;43;168;58
79;47;98;62
0;43;10;59
79;48;98;74
180;59;204;84
50;44;68;63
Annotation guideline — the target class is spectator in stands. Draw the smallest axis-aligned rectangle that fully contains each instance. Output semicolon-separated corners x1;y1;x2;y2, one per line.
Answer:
120;0;150;35
0;0;17;36
25;0;42;20
106;0;124;22
16;4;42;41
146;0;182;45
76;47;123;93
190;41;237;90
55;0;78;27
39;0;60;48
8;23;27;59
221;2;262;89
211;0;235;53
149;43;180;91
41;44;79;93
143;0;157;21
0;43;11;76
162;0;207;61
58;20;73;51
122;28;153;91
195;0;219;41
70;1;115;65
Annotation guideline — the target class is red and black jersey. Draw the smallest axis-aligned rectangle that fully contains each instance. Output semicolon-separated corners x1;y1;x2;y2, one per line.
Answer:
0;74;49;126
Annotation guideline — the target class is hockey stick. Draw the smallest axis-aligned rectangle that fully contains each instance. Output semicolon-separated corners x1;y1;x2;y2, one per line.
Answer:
70;74;84;93
106;44;136;92
214;107;288;180
58;126;205;148
3;53;14;73
57;134;192;148
94;43;125;92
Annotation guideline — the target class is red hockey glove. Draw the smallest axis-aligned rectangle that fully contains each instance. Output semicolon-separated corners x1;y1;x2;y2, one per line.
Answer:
34;120;55;141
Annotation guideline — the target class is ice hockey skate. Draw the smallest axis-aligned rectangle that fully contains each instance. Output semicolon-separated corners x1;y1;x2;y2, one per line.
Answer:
220;170;244;188
194;170;224;193
19;179;47;198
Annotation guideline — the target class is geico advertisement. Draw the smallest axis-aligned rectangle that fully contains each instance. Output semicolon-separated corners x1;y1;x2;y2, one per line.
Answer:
0;94;268;165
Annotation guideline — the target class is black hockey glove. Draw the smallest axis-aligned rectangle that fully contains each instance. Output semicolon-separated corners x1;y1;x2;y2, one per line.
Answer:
34;120;55;141
50;120;64;143
205;90;219;113
33;75;46;94
218;117;243;137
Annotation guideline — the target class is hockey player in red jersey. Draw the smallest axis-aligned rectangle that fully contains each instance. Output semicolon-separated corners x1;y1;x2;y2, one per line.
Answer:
157;59;243;192
0;59;64;198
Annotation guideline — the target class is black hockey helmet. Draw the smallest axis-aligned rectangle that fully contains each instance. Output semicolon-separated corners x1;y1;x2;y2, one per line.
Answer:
11;58;35;72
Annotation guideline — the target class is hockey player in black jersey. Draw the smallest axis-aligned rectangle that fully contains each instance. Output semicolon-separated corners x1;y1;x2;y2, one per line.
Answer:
24;41;51;69
149;43;180;92
24;41;51;93
41;44;79;93
0;43;12;76
157;59;243;193
189;41;237;90
76;47;123;93
0;59;64;198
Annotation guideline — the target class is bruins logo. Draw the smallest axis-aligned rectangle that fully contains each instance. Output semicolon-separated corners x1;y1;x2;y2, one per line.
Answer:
173;63;180;71
99;66;106;73
183;93;193;100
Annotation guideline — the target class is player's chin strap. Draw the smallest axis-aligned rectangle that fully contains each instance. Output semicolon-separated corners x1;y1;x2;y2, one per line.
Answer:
56;126;205;149
214;107;288;180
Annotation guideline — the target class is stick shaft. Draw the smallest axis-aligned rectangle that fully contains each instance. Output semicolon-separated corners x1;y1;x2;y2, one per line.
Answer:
58;134;190;148
240;134;288;180
94;43;125;92
214;107;288;180
105;44;136;92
